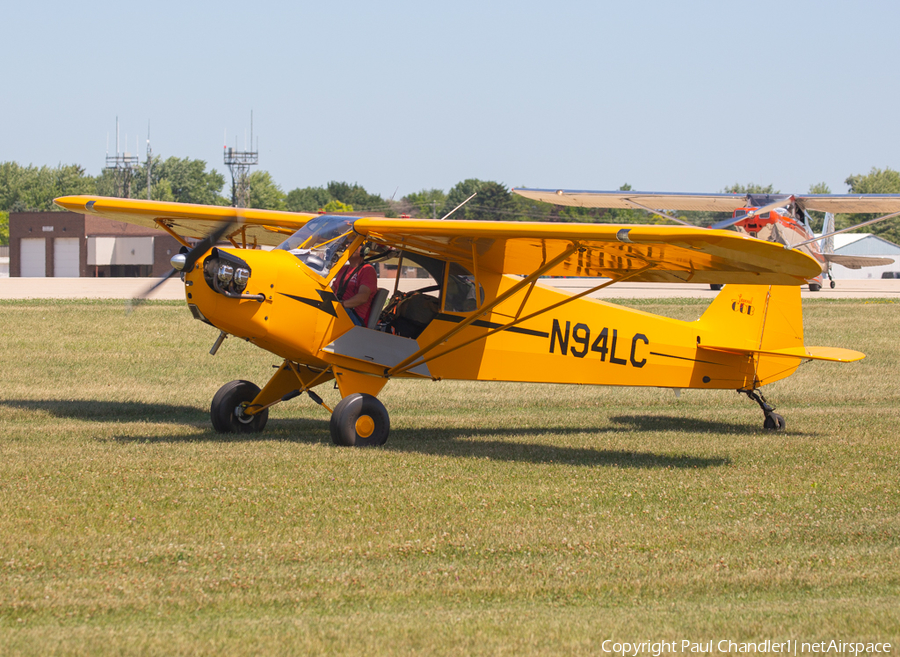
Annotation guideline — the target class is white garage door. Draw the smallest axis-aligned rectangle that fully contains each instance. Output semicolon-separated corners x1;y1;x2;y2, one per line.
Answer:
54;237;80;277
20;238;46;277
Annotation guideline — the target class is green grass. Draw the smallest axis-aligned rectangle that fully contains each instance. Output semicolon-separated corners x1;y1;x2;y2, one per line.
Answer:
1;299;899;655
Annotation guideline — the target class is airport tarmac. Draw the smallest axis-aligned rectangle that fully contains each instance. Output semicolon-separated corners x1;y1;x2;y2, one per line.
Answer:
1;277;898;300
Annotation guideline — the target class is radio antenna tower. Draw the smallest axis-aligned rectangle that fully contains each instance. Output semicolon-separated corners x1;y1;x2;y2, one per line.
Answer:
224;111;259;208
145;122;153;200
104;117;140;198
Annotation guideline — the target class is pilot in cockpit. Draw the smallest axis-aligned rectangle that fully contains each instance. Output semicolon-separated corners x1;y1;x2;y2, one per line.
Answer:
333;242;377;327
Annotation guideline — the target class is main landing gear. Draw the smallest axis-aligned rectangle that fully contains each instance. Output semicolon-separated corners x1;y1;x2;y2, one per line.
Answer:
210;380;269;433
210;380;390;447
329;393;390;447
741;389;785;431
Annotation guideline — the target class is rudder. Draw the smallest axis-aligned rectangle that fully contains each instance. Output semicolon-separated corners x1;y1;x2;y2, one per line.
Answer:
697;285;806;387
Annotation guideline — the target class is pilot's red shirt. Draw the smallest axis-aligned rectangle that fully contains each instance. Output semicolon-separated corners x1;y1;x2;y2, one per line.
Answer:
334;263;377;324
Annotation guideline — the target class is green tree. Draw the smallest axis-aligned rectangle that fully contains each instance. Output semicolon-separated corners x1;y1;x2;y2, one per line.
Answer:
0;211;8;246
247;171;286;210
326;181;385;212
323;199;354;213
845;167;900;195
127;157;227;205
722;183;779;195
285;186;332;212
467;181;517;221
808;182;831;194
0;162;95;211
403;188;447;218
841;167;900;243
126;156;173;201
442;179;521;221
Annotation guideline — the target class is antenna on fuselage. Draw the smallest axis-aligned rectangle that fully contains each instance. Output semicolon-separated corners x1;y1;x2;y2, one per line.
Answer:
440;192;477;220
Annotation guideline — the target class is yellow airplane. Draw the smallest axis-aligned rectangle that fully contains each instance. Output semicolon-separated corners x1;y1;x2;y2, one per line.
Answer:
55;194;867;445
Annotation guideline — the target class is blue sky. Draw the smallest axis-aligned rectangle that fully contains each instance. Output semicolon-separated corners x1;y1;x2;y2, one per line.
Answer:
3;0;898;199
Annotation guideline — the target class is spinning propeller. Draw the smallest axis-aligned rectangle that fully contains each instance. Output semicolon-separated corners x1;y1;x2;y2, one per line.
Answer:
128;218;237;311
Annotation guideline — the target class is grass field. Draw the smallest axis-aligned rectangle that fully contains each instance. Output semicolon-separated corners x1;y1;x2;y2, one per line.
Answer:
1;298;898;655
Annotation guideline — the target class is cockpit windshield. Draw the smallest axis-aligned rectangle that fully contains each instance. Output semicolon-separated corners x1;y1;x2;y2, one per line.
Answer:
275;215;358;275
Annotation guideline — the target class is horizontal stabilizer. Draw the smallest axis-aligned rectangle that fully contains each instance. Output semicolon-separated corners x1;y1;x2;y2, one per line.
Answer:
699;344;865;363
824;253;894;270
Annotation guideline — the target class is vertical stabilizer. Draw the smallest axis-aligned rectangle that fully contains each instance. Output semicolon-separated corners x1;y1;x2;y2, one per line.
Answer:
822;213;835;255
697;285;806;386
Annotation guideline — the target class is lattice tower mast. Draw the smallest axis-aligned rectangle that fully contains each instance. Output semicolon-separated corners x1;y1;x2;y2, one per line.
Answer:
104;117;139;198
224;112;259;208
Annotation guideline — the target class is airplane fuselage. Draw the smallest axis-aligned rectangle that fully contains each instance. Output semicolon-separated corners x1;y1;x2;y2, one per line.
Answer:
185;245;801;397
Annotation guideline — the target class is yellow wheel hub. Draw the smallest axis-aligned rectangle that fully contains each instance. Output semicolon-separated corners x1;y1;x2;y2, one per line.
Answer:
355;415;375;438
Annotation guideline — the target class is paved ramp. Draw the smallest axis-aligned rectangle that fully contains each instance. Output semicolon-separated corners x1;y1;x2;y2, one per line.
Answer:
0;277;898;300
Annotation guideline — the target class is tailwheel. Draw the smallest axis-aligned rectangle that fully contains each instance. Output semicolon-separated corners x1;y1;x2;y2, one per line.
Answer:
741;389;786;432
211;380;268;434
763;412;786;431
330;393;390;447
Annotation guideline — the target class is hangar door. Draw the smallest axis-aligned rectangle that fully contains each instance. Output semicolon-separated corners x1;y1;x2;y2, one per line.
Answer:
54;237;80;277
20;238;46;277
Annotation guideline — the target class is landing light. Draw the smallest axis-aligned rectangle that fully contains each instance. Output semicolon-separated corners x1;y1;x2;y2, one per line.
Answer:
233;268;250;289
217;263;234;285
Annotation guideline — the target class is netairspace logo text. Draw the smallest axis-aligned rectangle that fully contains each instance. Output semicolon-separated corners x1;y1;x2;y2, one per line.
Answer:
599;639;892;656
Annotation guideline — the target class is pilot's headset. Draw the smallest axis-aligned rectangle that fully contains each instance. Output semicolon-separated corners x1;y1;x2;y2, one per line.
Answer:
360;242;372;260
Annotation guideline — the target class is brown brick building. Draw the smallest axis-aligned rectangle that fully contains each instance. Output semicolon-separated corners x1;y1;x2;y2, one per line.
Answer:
9;212;181;277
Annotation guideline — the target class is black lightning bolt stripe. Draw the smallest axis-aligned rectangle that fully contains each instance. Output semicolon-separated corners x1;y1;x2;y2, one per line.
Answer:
434;313;550;338
280;290;338;317
649;351;722;366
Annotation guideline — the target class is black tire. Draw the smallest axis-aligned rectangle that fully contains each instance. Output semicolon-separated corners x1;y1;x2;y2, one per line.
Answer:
709;284;723;291
830;280;836;289
329;393;390;447
763;412;786;431
808;283;821;292
211;380;268;434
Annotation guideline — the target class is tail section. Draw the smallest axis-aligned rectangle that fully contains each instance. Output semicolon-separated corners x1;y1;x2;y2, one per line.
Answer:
696;284;863;388
821;212;835;255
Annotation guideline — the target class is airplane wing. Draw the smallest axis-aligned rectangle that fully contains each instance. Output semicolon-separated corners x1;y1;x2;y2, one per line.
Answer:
53;195;317;248
511;188;749;212
512;188;900;215
54;195;822;285
795;195;900;214
353;218;822;285
823;254;895;269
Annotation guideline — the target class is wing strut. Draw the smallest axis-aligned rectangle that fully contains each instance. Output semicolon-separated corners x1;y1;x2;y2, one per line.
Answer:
623;199;695;227
386;243;580;377
388;263;656;377
154;219;192;248
790;209;900;249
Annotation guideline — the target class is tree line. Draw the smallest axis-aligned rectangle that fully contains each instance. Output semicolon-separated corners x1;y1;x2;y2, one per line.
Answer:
2;158;899;246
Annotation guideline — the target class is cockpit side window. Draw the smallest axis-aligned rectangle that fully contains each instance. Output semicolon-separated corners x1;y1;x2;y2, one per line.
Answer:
275;215;357;276
443;262;483;313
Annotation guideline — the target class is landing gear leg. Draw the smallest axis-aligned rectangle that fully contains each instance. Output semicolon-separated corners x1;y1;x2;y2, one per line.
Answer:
741;389;785;431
